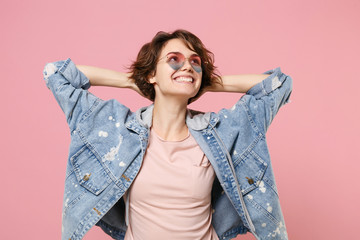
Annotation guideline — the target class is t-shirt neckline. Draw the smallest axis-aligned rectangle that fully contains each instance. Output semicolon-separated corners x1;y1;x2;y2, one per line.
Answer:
150;127;190;143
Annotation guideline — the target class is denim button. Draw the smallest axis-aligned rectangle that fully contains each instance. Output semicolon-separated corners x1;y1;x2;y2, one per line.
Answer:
83;173;91;181
246;177;254;184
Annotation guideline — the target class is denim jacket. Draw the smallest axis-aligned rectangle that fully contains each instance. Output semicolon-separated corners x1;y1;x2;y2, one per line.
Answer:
43;58;292;240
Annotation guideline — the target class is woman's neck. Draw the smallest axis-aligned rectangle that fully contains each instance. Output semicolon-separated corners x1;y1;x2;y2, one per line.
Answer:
151;97;189;141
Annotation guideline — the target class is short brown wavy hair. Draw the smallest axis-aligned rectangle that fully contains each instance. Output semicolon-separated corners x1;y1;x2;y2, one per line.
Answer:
128;29;222;104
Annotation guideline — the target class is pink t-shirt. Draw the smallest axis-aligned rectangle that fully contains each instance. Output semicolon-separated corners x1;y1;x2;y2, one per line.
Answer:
124;127;219;240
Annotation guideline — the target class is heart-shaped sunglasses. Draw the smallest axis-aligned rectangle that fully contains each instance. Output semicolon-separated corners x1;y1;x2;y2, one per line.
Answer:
158;52;202;73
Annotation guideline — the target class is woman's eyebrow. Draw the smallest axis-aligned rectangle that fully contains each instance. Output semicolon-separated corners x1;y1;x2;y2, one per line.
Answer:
166;51;200;57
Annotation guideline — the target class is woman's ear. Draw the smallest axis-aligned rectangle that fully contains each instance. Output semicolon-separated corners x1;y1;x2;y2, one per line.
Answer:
149;77;155;84
148;71;156;84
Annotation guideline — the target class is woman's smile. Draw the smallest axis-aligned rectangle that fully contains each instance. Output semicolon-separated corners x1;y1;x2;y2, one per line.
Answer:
173;75;195;83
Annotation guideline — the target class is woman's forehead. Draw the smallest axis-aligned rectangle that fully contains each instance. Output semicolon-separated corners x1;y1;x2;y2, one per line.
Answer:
162;39;197;55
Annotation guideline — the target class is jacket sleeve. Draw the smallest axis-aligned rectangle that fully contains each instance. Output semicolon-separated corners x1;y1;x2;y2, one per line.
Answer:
243;67;293;133
43;58;100;131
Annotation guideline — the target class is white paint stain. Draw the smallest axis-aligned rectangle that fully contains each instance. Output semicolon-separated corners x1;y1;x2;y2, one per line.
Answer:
75;184;78;188
103;135;123;161
116;122;120;128
247;194;253;200
267;221;287;239
119;161;126;167
259;181;266;193
44;63;58;79
267;205;273;213
231;104;236;111
108;116;113;120
234;150;237;155
262;223;267;227
271;76;282;90
64;198;69;207
224;115;228;118
98;131;108;137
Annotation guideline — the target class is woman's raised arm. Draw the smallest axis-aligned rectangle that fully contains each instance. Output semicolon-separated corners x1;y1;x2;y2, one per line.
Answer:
207;74;270;93
76;65;145;97
212;68;293;133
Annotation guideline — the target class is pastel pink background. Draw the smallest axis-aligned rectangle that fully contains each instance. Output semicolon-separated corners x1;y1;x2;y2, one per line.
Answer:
1;0;359;239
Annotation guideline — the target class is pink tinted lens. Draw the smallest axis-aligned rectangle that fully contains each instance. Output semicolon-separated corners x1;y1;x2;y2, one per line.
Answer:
166;53;184;69
189;55;202;73
166;52;202;72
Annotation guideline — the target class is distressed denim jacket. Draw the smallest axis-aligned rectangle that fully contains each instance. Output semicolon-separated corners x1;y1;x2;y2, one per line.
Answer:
43;58;292;240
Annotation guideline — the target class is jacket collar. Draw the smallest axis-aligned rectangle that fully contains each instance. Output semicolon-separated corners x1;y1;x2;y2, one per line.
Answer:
126;103;218;132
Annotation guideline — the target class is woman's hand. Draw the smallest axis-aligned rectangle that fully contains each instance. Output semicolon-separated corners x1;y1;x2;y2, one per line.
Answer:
126;74;148;99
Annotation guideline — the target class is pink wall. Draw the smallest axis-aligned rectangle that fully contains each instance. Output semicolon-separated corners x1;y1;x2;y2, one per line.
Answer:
1;0;359;239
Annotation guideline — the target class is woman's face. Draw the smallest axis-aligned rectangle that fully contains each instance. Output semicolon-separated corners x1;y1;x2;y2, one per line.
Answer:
149;38;202;103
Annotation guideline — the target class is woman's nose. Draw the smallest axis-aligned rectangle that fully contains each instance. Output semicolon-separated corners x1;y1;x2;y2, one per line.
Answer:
180;59;193;72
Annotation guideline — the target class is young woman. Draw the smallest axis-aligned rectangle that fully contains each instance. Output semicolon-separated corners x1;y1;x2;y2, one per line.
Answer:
43;29;292;240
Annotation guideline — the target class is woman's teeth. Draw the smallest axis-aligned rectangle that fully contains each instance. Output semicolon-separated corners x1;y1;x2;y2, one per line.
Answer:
174;76;193;83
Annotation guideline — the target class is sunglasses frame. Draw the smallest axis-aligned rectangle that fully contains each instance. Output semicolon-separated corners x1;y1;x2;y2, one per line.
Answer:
158;52;202;73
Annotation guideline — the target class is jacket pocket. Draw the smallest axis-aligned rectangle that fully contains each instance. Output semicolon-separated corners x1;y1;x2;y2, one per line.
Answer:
191;154;216;200
71;146;112;195
233;150;268;195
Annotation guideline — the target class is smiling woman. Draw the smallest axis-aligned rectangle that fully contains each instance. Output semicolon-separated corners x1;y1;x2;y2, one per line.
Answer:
127;30;223;105
146;38;204;109
43;29;292;240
